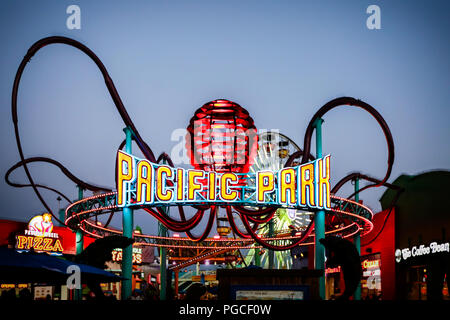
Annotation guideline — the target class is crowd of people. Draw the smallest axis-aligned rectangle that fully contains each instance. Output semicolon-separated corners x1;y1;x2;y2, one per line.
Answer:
1;288;33;301
0;283;217;301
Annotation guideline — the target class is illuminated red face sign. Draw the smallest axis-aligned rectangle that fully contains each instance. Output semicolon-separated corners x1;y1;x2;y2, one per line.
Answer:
185;99;258;174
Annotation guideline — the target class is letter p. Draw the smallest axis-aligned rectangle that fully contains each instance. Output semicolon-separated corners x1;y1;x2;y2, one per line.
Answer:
117;151;135;206
257;171;275;203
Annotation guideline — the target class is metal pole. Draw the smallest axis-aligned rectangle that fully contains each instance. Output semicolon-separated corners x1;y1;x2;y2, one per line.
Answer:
75;186;84;300
255;248;261;267
58;209;65;227
174;270;179;299
268;220;274;269
57;196;64;227
354;177;362;300
159;156;169;300
159;207;168;300
121;127;134;300
158;155;169;300
314;118;326;300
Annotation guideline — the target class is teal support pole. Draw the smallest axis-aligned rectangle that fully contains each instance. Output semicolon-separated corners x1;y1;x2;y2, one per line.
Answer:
268;220;274;269
254;248;261;267
76;186;84;255
75;186;84;300
314;118;326;300
159;156;169;300
159;207;168;300
58;208;65;227
354;177;362;300
121;127;134;300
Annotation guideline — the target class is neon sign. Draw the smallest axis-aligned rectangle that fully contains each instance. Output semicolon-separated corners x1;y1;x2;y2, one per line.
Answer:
111;247;143;264
116;151;331;210
395;242;450;263
362;259;380;270
325;266;341;275
361;254;382;291
15;214;63;254
27;213;57;237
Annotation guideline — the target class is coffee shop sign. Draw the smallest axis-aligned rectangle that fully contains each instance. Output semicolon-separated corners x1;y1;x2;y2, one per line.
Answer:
395;241;449;263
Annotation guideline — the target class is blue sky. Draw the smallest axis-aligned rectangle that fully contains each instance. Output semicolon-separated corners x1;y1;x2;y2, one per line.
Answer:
0;0;449;236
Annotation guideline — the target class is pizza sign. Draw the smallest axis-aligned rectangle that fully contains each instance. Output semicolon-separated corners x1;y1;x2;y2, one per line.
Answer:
15;213;63;254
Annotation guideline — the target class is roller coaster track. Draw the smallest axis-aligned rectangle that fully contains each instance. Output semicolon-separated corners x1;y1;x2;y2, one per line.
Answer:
7;36;396;257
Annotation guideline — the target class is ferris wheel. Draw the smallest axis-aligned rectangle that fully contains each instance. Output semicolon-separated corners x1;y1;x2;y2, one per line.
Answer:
241;131;314;268
248;131;314;233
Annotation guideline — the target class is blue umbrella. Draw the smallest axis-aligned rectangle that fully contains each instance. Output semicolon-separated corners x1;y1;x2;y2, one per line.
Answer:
0;247;121;284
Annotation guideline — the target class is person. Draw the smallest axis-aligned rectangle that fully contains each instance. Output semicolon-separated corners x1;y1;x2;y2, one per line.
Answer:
1;288;16;301
87;291;96;300
130;289;144;300
18;288;32;301
184;283;207;300
143;282;159;300
319;236;362;300
104;290;116;300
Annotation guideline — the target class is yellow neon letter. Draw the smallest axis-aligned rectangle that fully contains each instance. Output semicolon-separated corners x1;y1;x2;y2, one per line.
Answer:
257;171;275;203
27;236;33;249
279;168;296;205
299;163;316;207
176;168;185;201
156;166;173;202
52;239;63;252
16;235;27;249
34;237;44;250
136;160;154;204
43;238;53;251
317;155;331;209
208;172;217;201
188;170;204;201
117;151;135;206
220;173;238;201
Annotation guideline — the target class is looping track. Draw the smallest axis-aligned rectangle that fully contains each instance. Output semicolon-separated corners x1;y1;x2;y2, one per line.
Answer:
7;36;396;267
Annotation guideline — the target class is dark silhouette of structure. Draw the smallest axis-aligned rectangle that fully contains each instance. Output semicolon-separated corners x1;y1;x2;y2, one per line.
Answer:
320;236;362;300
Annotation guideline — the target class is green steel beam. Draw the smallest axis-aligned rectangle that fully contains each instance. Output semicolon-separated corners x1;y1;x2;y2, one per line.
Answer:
159;207;168;300
75;186;84;301
268;220;274;269
314;118;326;300
159;158;169;301
254;248;261;267
121;127;134;300
354;177;362;300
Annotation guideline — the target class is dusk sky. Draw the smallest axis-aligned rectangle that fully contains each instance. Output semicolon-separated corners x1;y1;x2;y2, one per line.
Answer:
0;0;449;236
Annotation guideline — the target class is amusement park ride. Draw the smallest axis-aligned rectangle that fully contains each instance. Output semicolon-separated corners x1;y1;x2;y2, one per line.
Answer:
5;36;396;300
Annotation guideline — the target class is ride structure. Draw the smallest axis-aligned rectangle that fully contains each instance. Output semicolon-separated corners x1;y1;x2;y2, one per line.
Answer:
6;36;397;300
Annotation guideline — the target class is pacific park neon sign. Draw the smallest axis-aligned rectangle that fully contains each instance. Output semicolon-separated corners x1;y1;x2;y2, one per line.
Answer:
116;151;331;211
